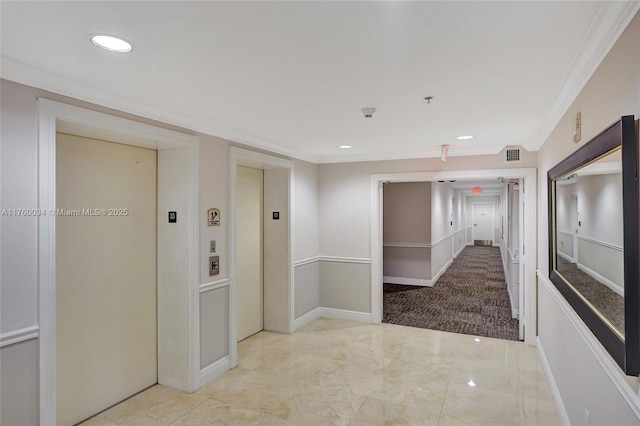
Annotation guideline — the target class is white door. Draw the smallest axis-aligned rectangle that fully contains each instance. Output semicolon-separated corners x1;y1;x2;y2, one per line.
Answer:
472;203;494;243
56;133;157;425
236;166;264;341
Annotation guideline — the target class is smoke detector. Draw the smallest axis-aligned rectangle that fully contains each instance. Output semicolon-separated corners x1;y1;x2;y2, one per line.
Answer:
361;107;376;118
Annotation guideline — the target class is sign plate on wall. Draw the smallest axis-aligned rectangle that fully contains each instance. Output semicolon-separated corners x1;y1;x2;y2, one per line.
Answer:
207;208;220;226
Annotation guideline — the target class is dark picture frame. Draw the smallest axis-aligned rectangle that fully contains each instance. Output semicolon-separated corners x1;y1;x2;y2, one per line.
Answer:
548;115;639;375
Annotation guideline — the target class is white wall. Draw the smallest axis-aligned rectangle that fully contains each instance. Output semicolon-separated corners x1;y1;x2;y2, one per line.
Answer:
556;173;624;290
293;159;320;319
536;10;640;425
452;190;465;256
263;168;291;333
430;182;454;279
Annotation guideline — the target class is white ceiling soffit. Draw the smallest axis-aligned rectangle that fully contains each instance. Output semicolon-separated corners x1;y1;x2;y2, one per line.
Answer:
1;1;638;164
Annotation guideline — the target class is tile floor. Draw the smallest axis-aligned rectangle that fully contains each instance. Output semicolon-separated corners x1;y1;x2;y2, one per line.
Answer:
83;318;561;425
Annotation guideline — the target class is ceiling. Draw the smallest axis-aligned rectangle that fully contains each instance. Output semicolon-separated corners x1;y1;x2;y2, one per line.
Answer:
1;1;637;164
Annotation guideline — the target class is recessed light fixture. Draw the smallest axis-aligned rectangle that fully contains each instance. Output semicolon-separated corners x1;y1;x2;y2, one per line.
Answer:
337;145;352;149
90;34;134;53
456;135;474;140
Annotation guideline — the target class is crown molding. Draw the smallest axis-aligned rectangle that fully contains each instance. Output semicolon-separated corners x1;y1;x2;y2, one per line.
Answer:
0;57;516;164
530;1;640;151
4;0;637;166
0;56;321;163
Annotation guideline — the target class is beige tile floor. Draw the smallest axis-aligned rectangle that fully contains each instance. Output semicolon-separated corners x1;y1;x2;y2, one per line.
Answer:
83;318;561;425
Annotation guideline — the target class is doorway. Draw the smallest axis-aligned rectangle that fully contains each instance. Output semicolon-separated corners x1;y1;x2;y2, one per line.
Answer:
38;99;199;425
55;133;157;425
229;147;293;368
236;166;264;341
371;168;537;345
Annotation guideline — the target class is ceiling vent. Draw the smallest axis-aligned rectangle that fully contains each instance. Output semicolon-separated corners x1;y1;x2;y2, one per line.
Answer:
505;147;521;163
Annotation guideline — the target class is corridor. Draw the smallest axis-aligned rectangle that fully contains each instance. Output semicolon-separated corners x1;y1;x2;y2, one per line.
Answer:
383;246;519;341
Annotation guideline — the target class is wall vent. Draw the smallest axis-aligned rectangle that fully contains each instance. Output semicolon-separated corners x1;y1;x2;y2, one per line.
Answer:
505;147;521;163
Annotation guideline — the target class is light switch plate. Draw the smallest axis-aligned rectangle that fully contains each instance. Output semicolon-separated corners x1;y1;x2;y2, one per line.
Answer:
210;240;216;253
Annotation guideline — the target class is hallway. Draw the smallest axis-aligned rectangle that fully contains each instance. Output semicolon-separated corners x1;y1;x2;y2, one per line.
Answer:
383;246;519;341
82;318;558;425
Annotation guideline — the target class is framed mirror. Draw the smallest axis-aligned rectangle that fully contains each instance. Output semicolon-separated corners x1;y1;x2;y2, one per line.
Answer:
548;115;639;375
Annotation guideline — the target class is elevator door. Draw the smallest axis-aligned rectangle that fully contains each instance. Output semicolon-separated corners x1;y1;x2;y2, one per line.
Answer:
56;133;157;425
236;166;264;341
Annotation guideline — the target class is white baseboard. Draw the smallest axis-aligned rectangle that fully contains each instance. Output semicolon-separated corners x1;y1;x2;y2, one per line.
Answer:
454;243;466;258
293;306;372;330
556;251;574;263
511;307;519;319
293;307;322;331
537;337;571;426
199;355;231;388
577;263;624;296
383;276;432;287
318;307;372;323
431;259;453;286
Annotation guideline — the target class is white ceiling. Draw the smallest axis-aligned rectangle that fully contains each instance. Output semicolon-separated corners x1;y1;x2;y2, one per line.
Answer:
1;1;638;164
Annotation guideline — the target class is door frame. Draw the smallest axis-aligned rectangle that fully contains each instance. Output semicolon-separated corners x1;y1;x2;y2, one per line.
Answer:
371;168;537;345
38;99;200;425
229;147;293;368
471;201;496;245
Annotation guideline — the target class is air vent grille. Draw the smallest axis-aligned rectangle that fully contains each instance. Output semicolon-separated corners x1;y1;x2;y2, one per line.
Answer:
505;148;521;163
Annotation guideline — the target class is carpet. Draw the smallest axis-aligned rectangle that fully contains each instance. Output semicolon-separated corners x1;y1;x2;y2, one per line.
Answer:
556;256;624;332
383;246;520;341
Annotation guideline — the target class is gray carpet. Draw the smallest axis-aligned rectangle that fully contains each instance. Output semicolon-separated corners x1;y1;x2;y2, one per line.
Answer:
383;246;520;341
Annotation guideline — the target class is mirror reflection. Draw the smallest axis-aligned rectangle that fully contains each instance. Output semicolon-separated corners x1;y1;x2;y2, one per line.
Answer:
555;149;624;335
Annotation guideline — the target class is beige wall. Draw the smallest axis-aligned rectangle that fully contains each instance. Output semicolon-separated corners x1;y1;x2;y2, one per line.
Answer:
536;11;640;425
0;79;320;422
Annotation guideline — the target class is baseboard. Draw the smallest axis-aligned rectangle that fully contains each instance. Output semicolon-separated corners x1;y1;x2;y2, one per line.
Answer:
537;337;571;426
556;251;574;263
199;355;231;388
454;243;465;258
293;307;322;331
317;307;371;323
511;307;519;320
383;276;432;287
577;263;624;296
431;259;453;286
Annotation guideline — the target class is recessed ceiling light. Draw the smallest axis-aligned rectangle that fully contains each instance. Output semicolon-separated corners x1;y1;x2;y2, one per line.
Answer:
90;34;133;53
338;145;352;149
456;135;474;140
